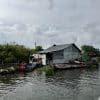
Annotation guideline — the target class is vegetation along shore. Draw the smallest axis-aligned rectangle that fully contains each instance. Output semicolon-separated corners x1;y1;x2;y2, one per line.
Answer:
0;43;100;76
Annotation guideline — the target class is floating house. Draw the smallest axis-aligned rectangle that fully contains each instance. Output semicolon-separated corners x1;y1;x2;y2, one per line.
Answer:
32;43;81;65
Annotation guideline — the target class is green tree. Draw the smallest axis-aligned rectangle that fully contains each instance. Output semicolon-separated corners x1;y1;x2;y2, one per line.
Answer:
35;46;43;52
0;43;31;64
0;43;44;64
81;45;100;57
81;45;100;62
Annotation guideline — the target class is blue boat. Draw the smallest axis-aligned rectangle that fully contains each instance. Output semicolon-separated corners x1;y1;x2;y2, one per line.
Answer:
26;62;37;71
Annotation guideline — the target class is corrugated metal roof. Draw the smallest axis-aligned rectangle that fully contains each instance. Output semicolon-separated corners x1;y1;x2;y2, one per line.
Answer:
39;43;72;53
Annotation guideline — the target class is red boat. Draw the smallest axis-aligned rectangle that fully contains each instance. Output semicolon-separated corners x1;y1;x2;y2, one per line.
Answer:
17;63;27;72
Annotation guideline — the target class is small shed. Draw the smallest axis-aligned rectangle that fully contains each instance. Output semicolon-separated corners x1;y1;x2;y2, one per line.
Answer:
39;43;81;65
30;53;46;65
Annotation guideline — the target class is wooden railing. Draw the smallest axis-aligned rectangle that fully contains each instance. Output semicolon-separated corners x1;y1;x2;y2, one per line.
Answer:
0;63;18;69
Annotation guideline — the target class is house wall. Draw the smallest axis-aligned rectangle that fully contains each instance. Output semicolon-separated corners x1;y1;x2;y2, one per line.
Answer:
52;45;81;64
41;54;46;65
64;45;81;62
52;50;64;64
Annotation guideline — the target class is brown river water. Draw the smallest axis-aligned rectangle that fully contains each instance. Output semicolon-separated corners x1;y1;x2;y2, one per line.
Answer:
0;67;100;100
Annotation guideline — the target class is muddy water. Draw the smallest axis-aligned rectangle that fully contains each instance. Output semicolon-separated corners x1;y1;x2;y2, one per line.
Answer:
0;67;100;100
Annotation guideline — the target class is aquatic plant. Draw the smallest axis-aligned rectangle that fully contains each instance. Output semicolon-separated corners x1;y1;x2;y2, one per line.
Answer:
36;65;55;76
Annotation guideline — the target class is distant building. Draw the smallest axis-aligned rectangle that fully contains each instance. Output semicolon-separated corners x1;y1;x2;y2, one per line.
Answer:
31;43;81;65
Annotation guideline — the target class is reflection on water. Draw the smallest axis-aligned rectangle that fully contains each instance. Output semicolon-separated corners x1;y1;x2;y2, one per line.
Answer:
0;68;100;100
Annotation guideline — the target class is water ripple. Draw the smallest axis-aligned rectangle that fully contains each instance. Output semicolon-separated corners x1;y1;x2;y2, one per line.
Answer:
0;68;100;100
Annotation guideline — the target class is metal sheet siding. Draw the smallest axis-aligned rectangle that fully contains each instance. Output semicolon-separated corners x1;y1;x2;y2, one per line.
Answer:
51;45;81;64
53;59;69;64
52;50;65;64
64;45;81;61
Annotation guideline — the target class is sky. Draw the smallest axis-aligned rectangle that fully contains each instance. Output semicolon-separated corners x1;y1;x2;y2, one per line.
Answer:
0;0;100;49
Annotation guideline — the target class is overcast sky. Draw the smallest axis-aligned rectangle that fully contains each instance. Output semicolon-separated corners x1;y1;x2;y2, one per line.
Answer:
0;0;100;49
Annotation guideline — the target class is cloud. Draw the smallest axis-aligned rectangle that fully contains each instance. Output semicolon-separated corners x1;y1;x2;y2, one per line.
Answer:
0;0;100;49
48;0;54;10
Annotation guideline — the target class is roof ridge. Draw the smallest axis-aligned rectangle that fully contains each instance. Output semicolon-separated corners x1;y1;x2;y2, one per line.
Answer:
51;43;73;47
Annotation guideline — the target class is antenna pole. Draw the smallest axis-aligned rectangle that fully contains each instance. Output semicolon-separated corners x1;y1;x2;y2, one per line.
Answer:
35;41;36;49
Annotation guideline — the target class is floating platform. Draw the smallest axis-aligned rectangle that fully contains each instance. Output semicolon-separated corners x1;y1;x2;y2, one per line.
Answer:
54;63;99;69
54;64;86;69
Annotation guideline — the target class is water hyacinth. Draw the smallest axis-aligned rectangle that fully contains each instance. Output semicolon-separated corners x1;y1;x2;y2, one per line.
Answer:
36;65;55;76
